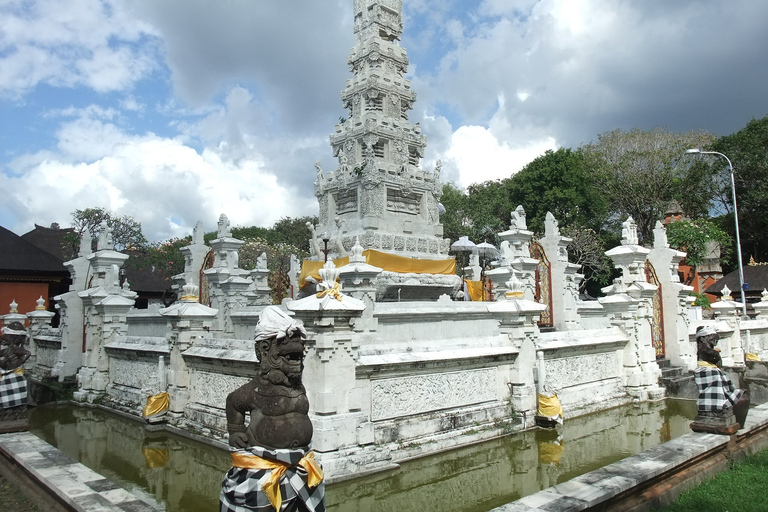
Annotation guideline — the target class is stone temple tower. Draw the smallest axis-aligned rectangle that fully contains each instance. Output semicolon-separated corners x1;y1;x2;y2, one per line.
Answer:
312;0;448;260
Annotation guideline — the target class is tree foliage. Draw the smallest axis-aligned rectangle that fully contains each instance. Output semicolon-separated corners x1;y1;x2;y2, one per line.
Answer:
239;238;308;304
583;127;716;244
62;207;148;259
708;115;768;264
507;148;608;234
666;219;732;272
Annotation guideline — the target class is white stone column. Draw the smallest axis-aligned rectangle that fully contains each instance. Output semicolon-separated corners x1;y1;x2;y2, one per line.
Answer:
159;284;217;418
487;275;547;427
288;262;367;466
539;212;583;331
711;286;746;366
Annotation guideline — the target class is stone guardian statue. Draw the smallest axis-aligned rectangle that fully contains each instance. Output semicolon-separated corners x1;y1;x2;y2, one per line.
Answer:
0;321;32;431
220;306;325;512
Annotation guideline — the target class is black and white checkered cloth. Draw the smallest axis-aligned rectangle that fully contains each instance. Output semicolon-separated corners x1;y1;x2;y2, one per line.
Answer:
220;445;325;512
694;366;743;412
0;370;27;409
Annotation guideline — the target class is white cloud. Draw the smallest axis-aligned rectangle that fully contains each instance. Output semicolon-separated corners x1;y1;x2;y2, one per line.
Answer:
0;0;160;96
1;104;311;242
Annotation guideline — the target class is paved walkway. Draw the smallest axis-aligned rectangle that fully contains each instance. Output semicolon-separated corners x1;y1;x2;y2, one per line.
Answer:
0;431;159;512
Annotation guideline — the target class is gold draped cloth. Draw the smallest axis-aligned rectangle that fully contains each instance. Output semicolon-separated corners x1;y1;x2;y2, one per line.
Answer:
465;280;485;301
299;250;456;288
142;392;170;418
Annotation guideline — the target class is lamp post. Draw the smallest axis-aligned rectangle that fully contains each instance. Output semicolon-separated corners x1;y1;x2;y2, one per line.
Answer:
685;148;748;316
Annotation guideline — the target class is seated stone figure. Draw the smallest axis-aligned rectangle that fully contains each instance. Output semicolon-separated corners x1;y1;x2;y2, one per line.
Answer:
220;306;324;512
691;326;749;434
0;321;31;428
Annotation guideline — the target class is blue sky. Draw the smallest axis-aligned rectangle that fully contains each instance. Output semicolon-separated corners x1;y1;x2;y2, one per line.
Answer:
2;0;767;242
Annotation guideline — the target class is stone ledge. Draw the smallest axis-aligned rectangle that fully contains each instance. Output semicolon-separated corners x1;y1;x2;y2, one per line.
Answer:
0;431;160;512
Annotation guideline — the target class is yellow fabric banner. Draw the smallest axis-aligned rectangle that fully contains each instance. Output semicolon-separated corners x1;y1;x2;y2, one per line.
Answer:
142;392;170;418
298;250;456;288
538;393;564;419
465;280;485;302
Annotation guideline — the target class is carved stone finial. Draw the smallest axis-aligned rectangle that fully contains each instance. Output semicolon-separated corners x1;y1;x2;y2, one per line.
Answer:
350;239;365;263
544;212;559;237
180;284;200;302
217;214;232;239
510;205;527;230
9;300;18;313
762;289;768;302
721;285;732;301
35;296;46;310
621;216;639;246
505;272;524;299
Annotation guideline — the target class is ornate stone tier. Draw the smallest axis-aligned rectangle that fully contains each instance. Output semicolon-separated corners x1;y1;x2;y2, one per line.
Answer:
311;0;447;261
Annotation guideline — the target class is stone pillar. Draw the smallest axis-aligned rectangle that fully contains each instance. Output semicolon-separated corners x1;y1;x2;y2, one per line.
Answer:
52;231;93;381
174;221;210;291
287;262;367;461
647;221;696;370
74;223;136;402
486;205;538;301
159;284;217;418
246;252;272;306
539;212;583;331
203;214;252;334
487;275;547;427
711;285;746;366
600;217;663;400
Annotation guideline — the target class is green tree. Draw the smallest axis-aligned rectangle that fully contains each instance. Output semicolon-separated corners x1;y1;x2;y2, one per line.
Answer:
506;148;609;234
63;207;148;258
583;127;716;244
666;219;732;286
708;115;768;263
239;238;308;304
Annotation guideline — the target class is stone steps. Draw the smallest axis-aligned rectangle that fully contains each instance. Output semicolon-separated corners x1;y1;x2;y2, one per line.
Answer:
657;359;697;398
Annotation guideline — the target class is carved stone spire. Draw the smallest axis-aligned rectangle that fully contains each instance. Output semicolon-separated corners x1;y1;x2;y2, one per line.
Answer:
313;0;448;260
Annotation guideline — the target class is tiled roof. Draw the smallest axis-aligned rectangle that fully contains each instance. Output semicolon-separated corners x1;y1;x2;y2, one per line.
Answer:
0;225;69;276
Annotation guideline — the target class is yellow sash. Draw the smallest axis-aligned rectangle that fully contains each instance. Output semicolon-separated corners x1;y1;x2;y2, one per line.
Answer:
231;451;324;511
697;360;718;368
316;282;343;301
0;367;24;379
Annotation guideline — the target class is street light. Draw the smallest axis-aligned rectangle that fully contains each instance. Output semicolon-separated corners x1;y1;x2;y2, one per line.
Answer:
685;148;748;316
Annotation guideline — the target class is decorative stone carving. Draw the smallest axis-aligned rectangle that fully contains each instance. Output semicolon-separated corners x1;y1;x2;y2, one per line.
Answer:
371;369;496;421
543;352;619;390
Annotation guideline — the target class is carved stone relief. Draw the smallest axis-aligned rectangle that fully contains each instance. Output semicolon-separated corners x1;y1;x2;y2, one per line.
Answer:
110;359;158;390
193;371;249;409
371;369;497;421
544;352;619;390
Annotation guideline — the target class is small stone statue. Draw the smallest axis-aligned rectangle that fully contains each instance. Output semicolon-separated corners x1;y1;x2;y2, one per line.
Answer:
690;326;749;434
0;321;31;431
220;306;324;512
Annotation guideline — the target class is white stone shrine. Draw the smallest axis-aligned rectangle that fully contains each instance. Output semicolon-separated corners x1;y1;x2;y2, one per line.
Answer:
13;0;768;483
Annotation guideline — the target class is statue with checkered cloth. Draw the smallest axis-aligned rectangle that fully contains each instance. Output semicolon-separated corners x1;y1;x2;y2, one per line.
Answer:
220;306;324;512
690;326;750;434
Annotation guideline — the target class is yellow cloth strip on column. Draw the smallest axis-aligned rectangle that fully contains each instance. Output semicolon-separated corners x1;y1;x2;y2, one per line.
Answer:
465;280;485;301
538;393;563;419
142;392;170;417
746;353;761;361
